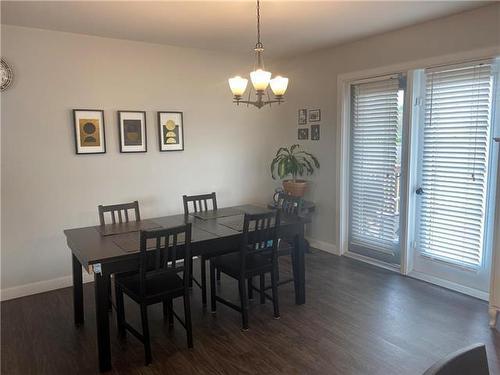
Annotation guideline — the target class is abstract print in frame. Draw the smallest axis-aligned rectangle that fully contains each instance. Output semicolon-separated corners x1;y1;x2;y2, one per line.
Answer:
118;111;147;153
73;109;106;154
158;111;184;151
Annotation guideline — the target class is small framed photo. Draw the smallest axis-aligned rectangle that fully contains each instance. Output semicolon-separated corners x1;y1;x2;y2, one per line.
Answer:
118;111;147;153
311;124;320;140
298;109;307;125
309;109;321;122
158;111;184;151
298;128;309;140
73;109;106;154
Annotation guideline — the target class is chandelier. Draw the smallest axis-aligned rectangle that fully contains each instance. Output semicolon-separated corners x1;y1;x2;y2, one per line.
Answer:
228;0;289;109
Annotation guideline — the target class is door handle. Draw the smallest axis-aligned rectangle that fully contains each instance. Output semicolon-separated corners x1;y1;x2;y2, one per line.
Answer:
416;187;424;196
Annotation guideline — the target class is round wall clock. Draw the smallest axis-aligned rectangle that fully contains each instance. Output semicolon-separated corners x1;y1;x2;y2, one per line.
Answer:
1;58;14;91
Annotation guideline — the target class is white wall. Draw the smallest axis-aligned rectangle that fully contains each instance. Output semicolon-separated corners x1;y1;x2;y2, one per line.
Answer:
278;4;500;251
0;25;288;298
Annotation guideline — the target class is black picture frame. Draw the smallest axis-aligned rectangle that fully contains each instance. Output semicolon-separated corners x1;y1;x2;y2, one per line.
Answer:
157;111;184;152
298;128;309;140
311;124;320;140
309;109;321;122
298;109;307;125
72;109;106;155
118;111;147;153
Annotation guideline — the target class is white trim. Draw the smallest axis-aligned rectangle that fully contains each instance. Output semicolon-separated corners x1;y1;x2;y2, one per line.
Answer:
307;237;339;255
0;270;94;301
409;270;489;301
337;74;351;256
344;251;400;273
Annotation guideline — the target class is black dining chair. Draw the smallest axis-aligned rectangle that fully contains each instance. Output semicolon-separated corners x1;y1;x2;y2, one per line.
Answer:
182;192;218;305
98;201;141;309
98;200;141;225
210;211;281;330
423;343;489;375
271;193;303;291
115;224;193;365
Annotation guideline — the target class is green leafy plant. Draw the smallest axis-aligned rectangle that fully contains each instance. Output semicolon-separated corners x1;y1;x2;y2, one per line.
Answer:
271;144;320;181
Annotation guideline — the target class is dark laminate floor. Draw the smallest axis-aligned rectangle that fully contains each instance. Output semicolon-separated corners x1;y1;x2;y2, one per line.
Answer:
2;250;499;375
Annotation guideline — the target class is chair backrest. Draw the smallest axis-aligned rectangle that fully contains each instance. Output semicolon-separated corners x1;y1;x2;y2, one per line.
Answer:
138;223;192;297
98;201;140;225
277;193;303;216
240;211;280;270
423;343;489;375
182;192;217;215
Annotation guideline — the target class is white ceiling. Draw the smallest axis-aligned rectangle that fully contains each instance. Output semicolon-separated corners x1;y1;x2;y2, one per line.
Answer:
1;1;490;59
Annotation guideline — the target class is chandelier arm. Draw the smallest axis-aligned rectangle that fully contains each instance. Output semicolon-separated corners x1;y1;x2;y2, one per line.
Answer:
266;88;272;107
234;99;283;108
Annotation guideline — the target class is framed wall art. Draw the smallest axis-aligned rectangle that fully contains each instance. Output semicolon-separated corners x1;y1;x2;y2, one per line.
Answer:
72;109;106;154
158;111;184;151
298;128;309;140
311;124;320;140
298;109;307;125
309;109;321;122
118;111;147;153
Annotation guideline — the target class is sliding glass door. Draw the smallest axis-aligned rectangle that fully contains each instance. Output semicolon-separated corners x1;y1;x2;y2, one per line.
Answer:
348;74;407;265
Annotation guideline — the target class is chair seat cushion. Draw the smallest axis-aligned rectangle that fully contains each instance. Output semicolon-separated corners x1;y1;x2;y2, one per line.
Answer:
116;271;184;301
213;252;272;277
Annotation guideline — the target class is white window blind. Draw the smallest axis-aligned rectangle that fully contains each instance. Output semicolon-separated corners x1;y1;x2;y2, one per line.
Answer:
418;61;494;267
350;76;402;254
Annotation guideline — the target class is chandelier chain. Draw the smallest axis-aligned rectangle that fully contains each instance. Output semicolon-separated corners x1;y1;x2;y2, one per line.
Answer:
256;0;262;48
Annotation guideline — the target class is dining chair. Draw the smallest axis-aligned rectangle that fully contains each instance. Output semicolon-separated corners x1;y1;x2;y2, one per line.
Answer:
269;193;303;292
210;211;281;330
115;224;193;365
182;192;218;305
98;200;141;225
98;200;141;309
423;343;489;375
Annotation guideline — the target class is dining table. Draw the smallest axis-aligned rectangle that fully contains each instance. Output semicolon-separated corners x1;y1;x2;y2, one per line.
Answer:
64;204;308;372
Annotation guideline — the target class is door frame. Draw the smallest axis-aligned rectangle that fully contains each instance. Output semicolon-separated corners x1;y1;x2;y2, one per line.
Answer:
338;46;499;279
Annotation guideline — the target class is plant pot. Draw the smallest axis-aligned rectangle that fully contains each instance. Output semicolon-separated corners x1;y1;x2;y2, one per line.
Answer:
282;179;308;197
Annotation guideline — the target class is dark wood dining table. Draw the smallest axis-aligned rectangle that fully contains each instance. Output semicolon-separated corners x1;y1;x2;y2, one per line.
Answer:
64;204;308;372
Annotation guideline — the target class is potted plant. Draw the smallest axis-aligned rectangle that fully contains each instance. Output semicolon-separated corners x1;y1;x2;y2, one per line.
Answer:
270;144;320;197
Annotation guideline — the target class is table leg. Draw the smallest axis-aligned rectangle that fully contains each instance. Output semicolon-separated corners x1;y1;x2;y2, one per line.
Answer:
94;272;112;372
72;254;84;326
293;227;306;305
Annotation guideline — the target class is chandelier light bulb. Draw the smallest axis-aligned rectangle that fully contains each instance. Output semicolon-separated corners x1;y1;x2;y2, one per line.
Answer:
228;76;248;96
270;76;289;96
250;69;272;91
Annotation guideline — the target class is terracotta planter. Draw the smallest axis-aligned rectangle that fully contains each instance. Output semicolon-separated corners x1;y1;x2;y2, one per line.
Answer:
282;179;308;197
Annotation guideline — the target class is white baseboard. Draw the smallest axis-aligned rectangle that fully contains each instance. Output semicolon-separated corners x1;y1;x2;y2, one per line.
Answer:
409;270;489;301
1;270;94;302
306;237;339;255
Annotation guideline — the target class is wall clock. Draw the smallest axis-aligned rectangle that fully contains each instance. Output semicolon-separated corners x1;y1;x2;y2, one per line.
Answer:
1;58;13;91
